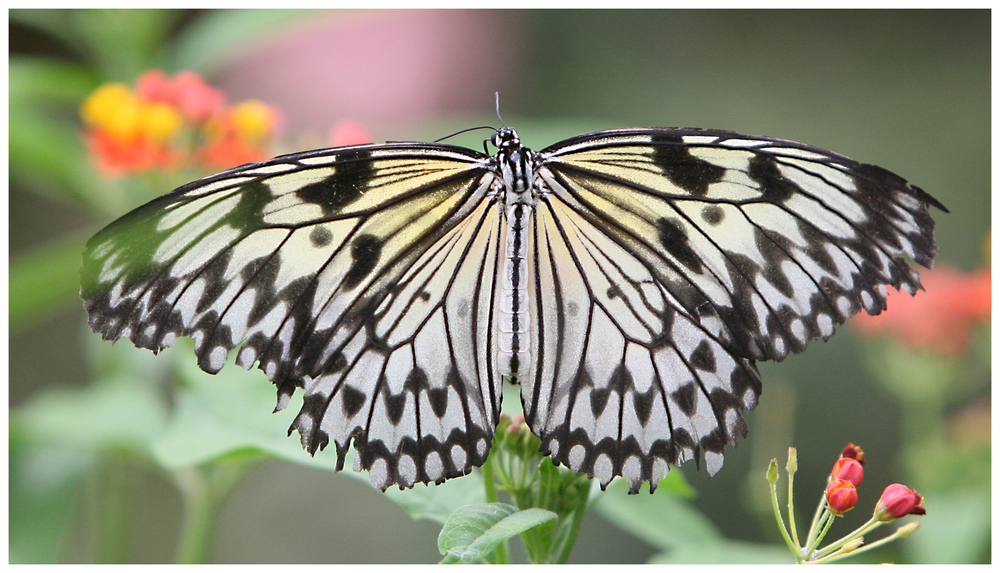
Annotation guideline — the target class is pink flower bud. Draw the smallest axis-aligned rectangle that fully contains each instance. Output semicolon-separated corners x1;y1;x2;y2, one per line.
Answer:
831;457;864;487
825;479;859;515
875;484;925;521
841;443;866;465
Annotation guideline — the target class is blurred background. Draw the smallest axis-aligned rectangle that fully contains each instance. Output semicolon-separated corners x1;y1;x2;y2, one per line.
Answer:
10;9;990;564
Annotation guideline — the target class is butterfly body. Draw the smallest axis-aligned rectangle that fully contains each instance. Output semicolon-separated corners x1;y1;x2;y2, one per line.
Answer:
82;125;943;493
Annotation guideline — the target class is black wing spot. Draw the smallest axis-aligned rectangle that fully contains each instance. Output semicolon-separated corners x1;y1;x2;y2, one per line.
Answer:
656;218;703;273
748;155;796;204
343;234;382;291
672;382;697;417
701;205;724;225
689;340;717;373
341;384;367;418
309;225;333;247
651;134;725;196
296;149;375;214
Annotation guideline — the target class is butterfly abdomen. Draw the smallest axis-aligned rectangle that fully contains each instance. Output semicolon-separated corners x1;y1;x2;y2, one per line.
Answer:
499;202;532;381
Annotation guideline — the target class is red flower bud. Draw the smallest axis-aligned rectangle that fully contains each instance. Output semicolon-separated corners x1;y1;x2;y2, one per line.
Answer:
831;457;864;487
825;479;859;515
840;443;866;465
875;484;925;521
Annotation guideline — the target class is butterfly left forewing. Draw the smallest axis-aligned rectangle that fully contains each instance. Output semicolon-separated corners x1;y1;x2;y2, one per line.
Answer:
82;143;506;489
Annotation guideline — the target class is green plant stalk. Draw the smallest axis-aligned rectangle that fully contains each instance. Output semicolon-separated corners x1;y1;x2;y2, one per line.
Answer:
173;458;255;564
804;509;836;558
768;470;798;557
173;468;214;564
812;516;880;559
786;457;800;547
554;497;589;564
803;493;829;557
480;455;510;564
93;451;130;563
811;522;920;564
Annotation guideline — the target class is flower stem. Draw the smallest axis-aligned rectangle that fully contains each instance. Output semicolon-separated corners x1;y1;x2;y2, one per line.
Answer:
768;467;799;558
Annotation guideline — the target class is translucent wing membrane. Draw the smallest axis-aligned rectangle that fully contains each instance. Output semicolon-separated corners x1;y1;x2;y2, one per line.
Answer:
81;143;506;489
82;125;943;494
525;128;942;492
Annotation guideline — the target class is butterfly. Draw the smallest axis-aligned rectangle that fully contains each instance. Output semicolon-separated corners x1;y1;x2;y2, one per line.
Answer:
81;125;945;493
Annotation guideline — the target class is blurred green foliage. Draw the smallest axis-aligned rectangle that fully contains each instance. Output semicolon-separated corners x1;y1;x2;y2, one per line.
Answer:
10;9;989;564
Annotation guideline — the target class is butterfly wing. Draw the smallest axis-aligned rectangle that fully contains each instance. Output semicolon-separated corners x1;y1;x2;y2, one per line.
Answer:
522;128;942;492
82;143;506;489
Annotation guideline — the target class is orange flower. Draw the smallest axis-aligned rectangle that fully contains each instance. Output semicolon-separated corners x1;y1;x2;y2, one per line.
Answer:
199;101;282;170
80;82;183;177
81;70;283;177
852;265;991;356
83;129;180;179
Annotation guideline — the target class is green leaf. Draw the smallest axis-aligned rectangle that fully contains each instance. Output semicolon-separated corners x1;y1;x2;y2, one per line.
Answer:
593;476;721;550
10;233;90;330
12;374;169;453
71;9;184;79
8;433;89;563
149;343;321;471
904;489;990;563
9;110;100;204
167;10;321;74
438;503;557;564
9;57;99;105
384;474;486;525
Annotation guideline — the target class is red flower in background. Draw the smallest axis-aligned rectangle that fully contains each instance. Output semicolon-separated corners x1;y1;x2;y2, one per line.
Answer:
852;264;990;356
81;70;285;178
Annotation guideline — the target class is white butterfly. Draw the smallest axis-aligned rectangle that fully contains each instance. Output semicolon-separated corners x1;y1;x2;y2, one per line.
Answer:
82;125;944;493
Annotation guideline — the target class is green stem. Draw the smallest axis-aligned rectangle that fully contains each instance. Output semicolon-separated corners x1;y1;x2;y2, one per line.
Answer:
555;496;589;564
812;517;880;560
811;522;916;564
93;451;130;563
480;455;510;564
786;463;800;548
173;458;255;564
805;510;836;557
768;472;798;558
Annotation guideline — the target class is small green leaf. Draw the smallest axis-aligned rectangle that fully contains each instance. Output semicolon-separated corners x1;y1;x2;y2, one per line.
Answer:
438;503;557;564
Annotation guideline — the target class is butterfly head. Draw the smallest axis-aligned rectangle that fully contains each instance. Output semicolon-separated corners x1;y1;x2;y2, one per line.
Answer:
491;126;521;151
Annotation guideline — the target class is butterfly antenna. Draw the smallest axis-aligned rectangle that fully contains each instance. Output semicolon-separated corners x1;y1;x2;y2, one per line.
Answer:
433;125;496;143
495;92;505;127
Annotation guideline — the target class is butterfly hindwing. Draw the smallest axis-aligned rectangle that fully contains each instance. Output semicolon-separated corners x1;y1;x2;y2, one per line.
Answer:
521;175;762;493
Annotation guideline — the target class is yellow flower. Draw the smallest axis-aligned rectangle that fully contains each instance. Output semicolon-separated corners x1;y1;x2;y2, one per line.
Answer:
80;83;133;128
139;101;183;143
230;100;277;143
